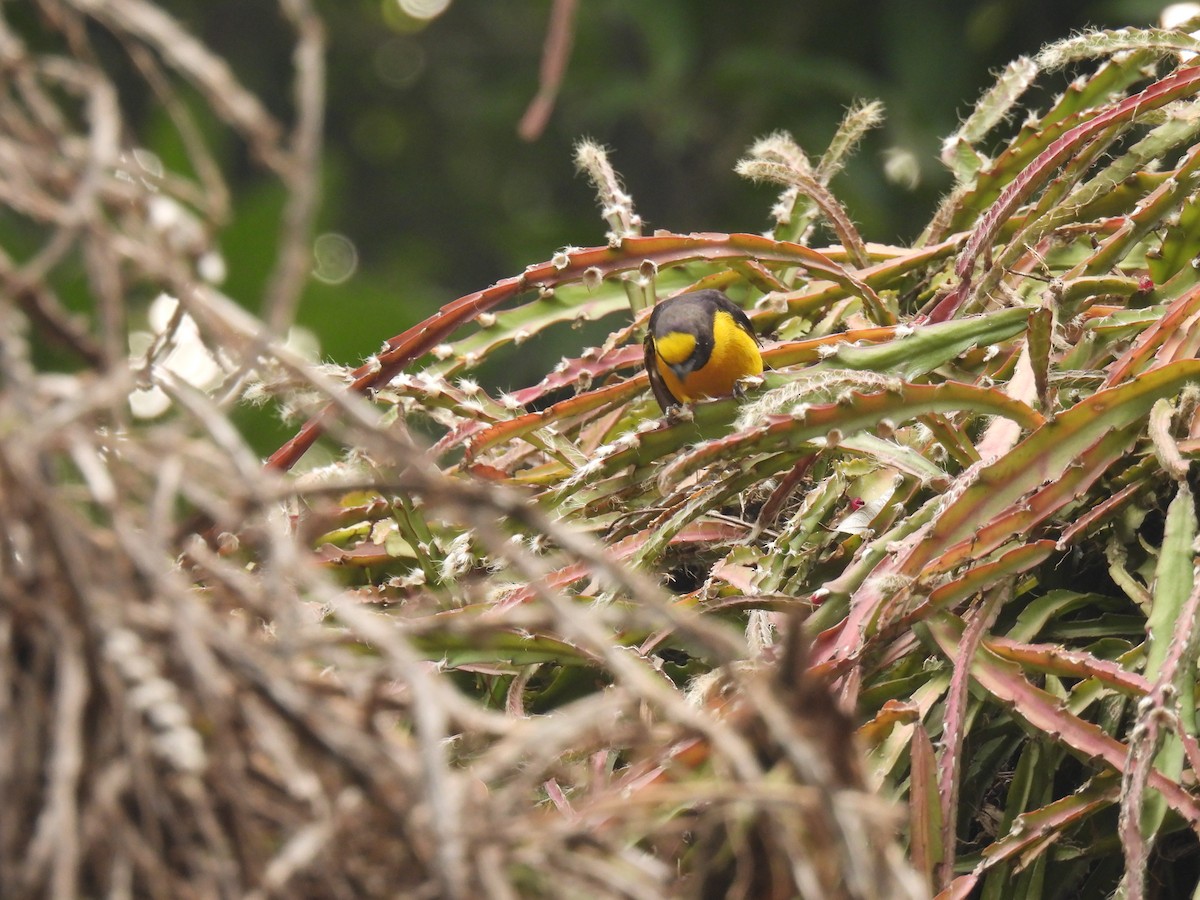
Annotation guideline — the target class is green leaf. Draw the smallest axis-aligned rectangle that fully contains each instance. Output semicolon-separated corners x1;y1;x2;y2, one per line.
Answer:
826;307;1029;380
1140;481;1197;838
909;722;942;891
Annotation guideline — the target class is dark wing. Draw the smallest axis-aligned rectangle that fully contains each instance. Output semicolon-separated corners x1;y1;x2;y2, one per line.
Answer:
643;333;679;411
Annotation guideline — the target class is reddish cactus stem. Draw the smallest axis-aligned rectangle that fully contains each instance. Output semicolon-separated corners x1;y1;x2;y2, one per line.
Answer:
267;233;883;471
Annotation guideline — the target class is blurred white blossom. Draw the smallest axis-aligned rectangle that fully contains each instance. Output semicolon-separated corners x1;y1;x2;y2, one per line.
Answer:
1162;3;1200;60
128;294;224;418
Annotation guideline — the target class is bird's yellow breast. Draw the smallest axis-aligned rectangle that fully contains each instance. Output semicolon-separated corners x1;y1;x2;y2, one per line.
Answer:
656;310;762;403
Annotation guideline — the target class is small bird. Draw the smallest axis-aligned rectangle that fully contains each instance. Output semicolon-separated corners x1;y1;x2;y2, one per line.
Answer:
643;289;763;411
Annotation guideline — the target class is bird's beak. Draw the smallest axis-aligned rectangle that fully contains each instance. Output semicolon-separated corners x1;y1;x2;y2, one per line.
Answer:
669;360;695;381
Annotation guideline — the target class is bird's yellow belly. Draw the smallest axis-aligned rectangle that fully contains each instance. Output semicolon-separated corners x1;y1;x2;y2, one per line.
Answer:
661;311;762;402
